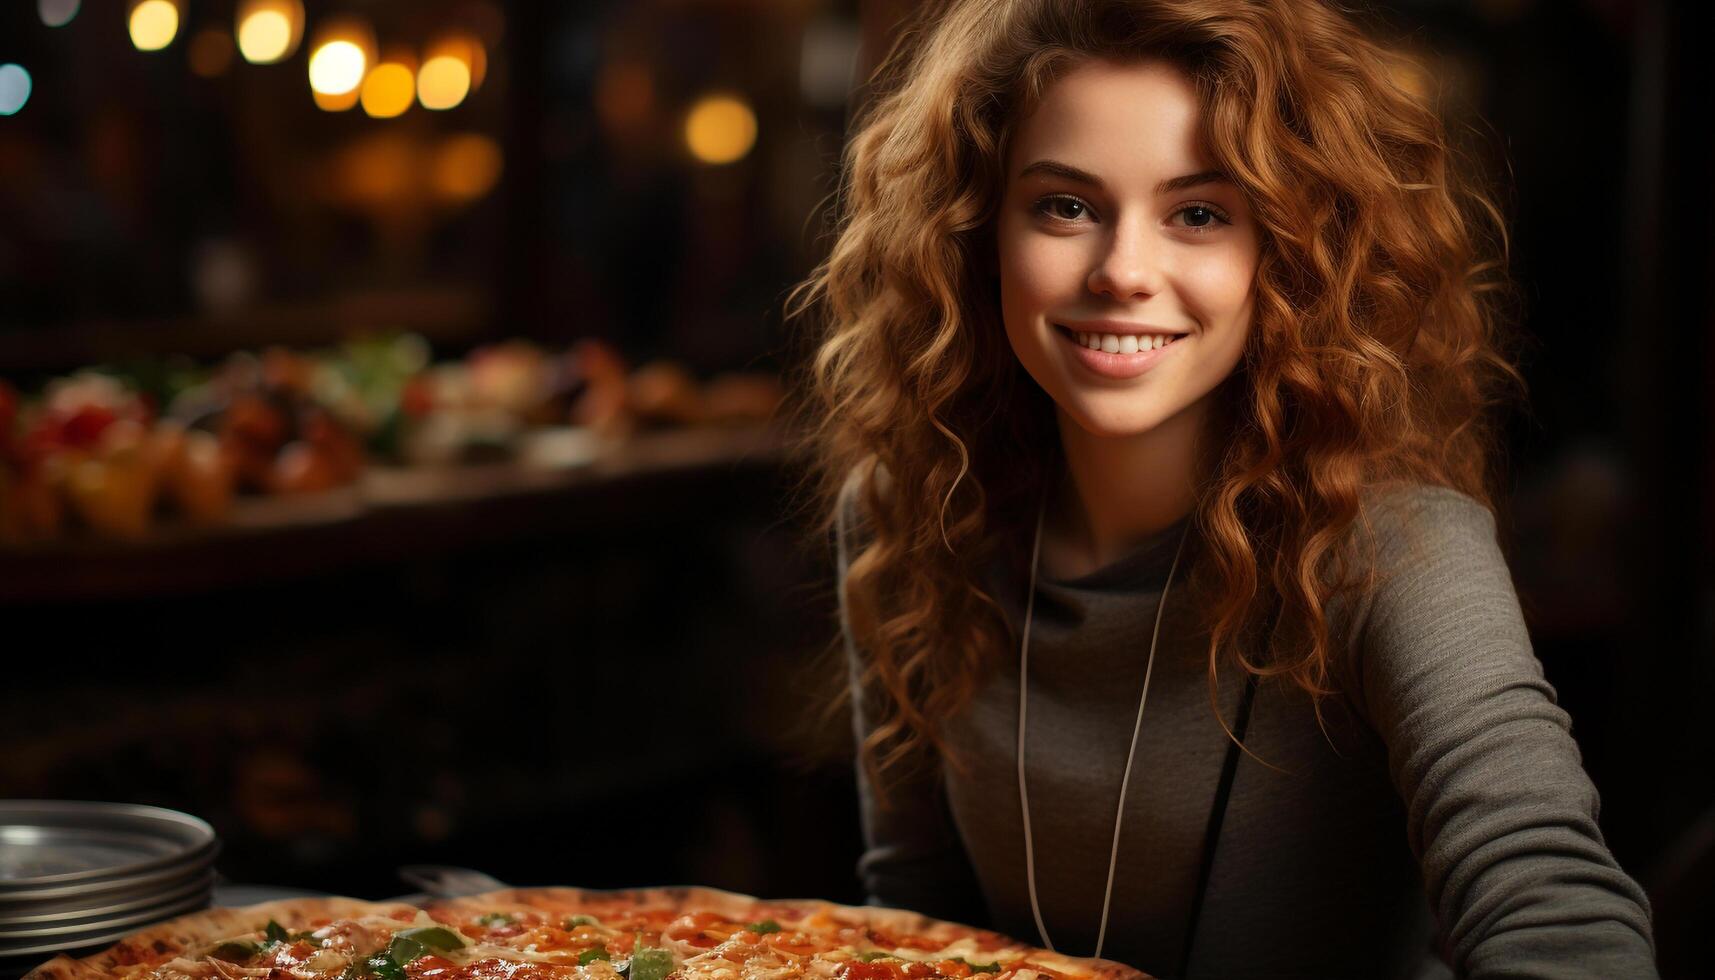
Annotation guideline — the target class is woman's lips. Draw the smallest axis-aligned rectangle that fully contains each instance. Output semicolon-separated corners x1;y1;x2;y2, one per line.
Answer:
1054;324;1185;380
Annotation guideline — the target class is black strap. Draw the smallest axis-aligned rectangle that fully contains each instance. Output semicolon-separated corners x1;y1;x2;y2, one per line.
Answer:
1173;672;1258;979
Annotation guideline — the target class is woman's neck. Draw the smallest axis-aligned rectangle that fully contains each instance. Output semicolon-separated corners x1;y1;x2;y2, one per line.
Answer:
1041;400;1206;580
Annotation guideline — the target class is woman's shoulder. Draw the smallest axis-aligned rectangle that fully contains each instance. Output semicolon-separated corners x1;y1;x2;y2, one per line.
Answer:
1359;479;1498;548
1337;479;1530;712
1349;479;1504;597
1323;480;1509;676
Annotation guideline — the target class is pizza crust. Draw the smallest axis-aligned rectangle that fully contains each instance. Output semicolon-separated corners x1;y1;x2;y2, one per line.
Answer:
22;887;1149;980
22;897;419;980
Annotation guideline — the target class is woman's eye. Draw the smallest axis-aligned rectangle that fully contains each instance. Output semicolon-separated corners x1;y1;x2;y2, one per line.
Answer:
1034;196;1092;222
1172;203;1231;232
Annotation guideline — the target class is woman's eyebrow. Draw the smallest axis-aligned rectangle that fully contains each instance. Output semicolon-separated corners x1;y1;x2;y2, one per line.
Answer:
1017;159;1104;186
1017;159;1232;194
1155;169;1231;193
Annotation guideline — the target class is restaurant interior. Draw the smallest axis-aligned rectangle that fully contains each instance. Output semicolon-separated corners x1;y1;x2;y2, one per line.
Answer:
0;0;1710;976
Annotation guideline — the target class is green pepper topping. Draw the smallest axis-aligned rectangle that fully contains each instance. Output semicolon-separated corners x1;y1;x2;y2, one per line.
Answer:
396;926;468;951
385;936;427;968
209;941;260;963
626;940;674;980
744;921;781;935
565;915;600;928
366;953;407;980
477;913;517;928
951;958;1001;974
264;921;291;946
578;948;612;966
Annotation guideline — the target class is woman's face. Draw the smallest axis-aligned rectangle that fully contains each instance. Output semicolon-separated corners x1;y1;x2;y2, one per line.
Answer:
997;58;1260;438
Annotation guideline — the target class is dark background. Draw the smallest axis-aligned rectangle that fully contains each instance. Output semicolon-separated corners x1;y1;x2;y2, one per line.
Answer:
2;0;1711;974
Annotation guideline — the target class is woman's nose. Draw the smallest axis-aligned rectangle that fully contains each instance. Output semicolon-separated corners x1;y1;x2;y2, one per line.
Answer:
1086;226;1164;301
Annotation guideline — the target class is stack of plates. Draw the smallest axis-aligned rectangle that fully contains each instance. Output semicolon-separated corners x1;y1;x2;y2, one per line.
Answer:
0;802;218;973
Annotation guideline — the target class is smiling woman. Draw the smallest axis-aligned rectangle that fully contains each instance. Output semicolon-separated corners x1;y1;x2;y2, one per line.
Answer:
786;0;1658;977
998;60;1260;570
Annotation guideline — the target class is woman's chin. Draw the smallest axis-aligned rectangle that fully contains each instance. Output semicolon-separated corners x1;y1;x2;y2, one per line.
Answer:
1054;398;1178;440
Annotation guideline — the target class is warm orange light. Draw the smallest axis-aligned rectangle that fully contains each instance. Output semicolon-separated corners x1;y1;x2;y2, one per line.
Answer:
361;58;417;119
312;86;359;112
188;27;234;78
595;62;654;132
457;34;487;91
128;0;180;52
236;0;304;65
333;133;420;210
416;40;472;111
309;41;365;95
431;133;503;203
307;17;374;97
684;94;756;165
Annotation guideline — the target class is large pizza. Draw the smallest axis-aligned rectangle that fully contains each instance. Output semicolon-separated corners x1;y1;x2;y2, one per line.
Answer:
21;888;1148;980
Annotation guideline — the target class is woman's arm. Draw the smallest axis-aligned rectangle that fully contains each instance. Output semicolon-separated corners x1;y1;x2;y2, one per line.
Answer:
835;475;989;926
1348;485;1657;978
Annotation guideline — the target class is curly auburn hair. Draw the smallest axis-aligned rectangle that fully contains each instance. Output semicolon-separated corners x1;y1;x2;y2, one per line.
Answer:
784;0;1528;791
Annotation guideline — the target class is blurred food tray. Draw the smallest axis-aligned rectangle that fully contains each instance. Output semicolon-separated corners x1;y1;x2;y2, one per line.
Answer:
0;424;786;603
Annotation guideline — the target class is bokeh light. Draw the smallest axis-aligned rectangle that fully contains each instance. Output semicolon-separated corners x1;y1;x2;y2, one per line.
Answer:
0;65;32;117
312;87;360;113
129;0;181;52
595;61;655;134
236;0;304;65
188;27;235;78
309;41;366;96
333;133;418;210
361;56;417;119
452;34;487;92
684;94;757;165
239;11;290;62
38;0;79;28
307;17;375;103
417;55;471;111
431;133;504;204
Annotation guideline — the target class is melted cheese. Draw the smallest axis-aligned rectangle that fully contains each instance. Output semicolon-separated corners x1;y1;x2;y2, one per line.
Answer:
155;909;1042;980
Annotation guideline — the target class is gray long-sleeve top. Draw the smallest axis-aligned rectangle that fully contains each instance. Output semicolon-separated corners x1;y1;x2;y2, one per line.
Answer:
836;480;1657;979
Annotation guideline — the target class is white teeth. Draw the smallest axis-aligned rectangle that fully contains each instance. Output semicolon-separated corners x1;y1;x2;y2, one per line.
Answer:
1065;328;1182;352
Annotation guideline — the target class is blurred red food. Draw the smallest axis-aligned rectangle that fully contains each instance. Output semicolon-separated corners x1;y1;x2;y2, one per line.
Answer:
629;361;704;427
567;338;632;436
270;441;342;495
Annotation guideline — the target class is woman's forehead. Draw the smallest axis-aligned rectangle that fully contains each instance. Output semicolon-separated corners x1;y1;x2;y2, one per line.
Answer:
1007;58;1214;189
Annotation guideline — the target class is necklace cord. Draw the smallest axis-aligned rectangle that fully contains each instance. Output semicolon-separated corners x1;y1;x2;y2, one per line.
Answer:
1018;490;1191;961
1095;518;1189;959
1017;492;1053;953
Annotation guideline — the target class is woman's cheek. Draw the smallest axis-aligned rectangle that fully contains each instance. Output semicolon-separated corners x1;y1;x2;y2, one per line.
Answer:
998;237;1046;332
1178;243;1258;331
1006;234;1083;311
